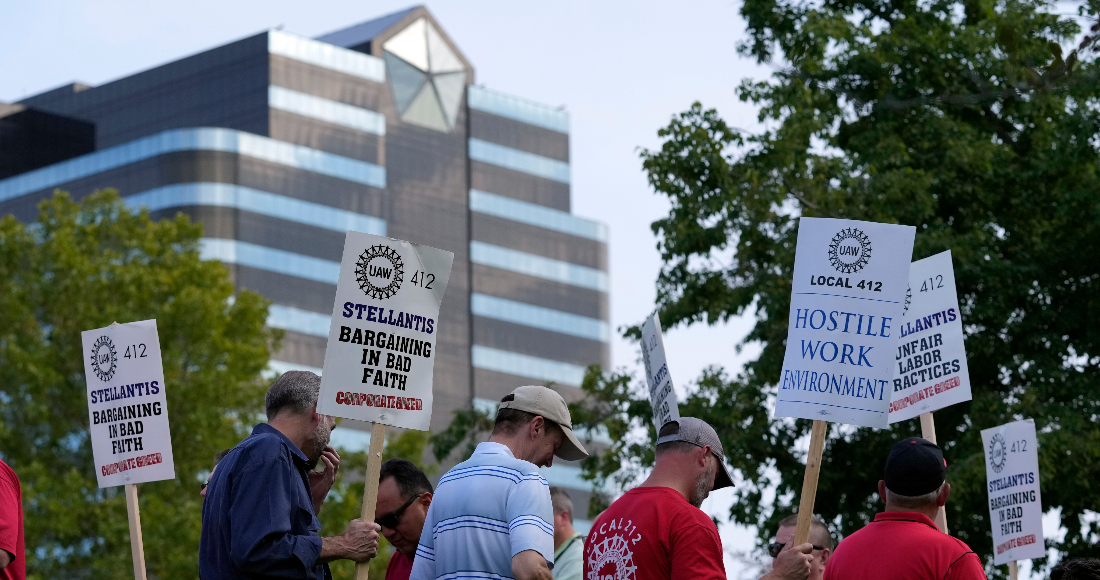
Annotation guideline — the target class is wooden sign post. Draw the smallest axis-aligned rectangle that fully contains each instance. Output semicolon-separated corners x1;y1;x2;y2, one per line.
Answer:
316;232;454;578
919;412;948;533
124;483;148;580
82;320;175;580
354;422;388;580
792;420;828;545
1008;561;1019;580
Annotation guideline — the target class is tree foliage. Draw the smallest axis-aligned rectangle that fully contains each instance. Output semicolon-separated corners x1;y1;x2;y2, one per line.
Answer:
0;190;279;579
577;0;1100;573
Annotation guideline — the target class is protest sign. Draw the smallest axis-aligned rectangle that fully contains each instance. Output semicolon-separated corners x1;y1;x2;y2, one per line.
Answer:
888;250;972;423
776;217;916;429
775;217;915;544
317;232;454;430
82;320;175;487
82;319;175;580
641;312;679;429
982;419;1045;566
316;231;453;580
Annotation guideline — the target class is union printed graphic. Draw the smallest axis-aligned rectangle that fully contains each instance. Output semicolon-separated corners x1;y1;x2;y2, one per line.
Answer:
586;518;640;580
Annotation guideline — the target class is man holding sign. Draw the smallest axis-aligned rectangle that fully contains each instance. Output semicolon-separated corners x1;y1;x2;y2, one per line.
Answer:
200;371;380;579
823;438;985;580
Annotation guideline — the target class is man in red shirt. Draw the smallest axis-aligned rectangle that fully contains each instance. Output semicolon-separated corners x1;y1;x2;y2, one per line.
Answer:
584;417;811;580
375;458;433;580
823;437;987;580
0;458;25;580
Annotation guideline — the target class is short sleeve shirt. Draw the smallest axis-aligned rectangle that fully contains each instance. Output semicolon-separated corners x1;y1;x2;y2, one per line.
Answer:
410;442;554;580
0;460;25;580
385;550;414;580
824;512;986;580
584;487;726;580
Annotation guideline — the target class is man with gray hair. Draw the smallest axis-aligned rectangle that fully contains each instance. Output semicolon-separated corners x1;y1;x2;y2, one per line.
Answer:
758;514;831;580
549;487;583;580
823;437;986;580
200;370;381;579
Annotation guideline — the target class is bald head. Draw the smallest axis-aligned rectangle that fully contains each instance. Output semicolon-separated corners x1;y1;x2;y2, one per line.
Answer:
777;514;834;550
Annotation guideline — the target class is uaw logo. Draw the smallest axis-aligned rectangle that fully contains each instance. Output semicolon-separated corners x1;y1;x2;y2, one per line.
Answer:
587;535;636;580
356;244;404;300
90;335;118;382
828;228;872;274
988;433;1008;474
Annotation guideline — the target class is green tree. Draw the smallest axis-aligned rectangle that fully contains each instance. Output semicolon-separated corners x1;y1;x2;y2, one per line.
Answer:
0;190;279;579
577;0;1100;573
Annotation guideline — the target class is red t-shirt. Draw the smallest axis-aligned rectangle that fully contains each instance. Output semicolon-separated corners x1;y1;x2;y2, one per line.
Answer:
824;512;986;580
584;487;725;580
385;549;414;580
0;460;25;580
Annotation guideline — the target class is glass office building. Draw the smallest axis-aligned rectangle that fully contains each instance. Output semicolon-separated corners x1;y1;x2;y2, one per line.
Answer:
0;6;609;523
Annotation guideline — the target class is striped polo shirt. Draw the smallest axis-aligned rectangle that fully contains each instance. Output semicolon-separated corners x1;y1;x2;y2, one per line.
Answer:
410;442;554;580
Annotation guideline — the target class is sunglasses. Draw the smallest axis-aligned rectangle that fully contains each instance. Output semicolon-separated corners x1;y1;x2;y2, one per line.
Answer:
768;542;826;558
376;492;425;529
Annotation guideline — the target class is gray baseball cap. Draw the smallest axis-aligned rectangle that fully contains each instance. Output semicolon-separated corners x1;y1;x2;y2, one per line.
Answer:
499;385;589;461
656;417;734;490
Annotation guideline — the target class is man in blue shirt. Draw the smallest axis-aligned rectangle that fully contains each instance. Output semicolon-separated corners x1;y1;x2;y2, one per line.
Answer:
200;370;380;579
411;385;589;580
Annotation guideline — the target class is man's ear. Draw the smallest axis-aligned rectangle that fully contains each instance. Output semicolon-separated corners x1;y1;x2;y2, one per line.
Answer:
877;480;888;504
529;416;546;438
937;482;951;507
698;445;711;467
309;405;322;426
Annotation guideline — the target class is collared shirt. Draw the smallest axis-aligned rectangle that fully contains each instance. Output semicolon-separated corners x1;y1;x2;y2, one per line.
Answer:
409;442;554;580
385;550;414;580
0;459;25;580
823;511;986;580
552;533;585;580
199;423;329;580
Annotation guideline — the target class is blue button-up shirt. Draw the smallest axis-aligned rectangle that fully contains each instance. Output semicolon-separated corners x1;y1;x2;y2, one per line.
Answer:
200;423;330;579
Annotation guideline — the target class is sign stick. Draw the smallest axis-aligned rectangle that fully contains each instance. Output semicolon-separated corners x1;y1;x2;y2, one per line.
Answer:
354;422;388;580
793;420;828;545
1008;561;1019;580
919;412;948;534
124;483;148;580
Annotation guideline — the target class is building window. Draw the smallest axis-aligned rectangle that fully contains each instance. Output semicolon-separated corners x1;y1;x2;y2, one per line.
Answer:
127;183;386;235
471;345;586;387
269;86;386;135
468;139;570;184
470;241;607;291
469;189;606;242
199;238;340;285
471;293;608;342
468;86;569;134
269;30;386;83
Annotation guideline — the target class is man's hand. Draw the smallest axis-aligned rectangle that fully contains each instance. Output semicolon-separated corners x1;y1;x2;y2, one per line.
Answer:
320;519;381;563
309;446;340;512
512;549;553;580
762;543;812;580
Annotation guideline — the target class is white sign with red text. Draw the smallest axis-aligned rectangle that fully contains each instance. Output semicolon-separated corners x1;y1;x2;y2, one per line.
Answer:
982;419;1045;565
775;217;915;429
888;250;972;422
317;232;454;431
641;312;679;429
82;319;175;488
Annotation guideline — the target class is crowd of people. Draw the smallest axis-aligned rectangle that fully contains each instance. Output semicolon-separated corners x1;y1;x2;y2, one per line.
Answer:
1;370;1098;579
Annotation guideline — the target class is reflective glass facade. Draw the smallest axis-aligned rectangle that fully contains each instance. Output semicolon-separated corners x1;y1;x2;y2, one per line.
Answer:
468;138;570;183
268;303;332;337
199;238;340;284
127;183;386;235
268;30;386;82
269;86;386;135
468;86;569;134
471;293;608;342
0;127;386;202
470;345;586;387
470;241;608;291
469;189;606;241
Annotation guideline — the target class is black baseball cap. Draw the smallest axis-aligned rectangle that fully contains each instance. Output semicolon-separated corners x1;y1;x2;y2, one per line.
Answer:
884;437;946;496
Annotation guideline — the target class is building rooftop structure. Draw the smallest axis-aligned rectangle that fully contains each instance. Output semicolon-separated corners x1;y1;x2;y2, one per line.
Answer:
0;5;609;528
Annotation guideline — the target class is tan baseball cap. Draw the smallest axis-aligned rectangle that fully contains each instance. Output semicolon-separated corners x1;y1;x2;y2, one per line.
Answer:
498;385;589;461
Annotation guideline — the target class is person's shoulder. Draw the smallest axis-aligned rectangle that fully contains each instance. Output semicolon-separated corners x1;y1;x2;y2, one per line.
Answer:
232;432;290;467
0;459;18;494
440;454;544;487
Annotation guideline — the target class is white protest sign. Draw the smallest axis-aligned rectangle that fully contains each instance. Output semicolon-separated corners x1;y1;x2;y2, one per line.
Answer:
317;232;454;431
888;250;972;422
641;312;679;428
82;320;175;488
982;419;1045;565
775;217;915;428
